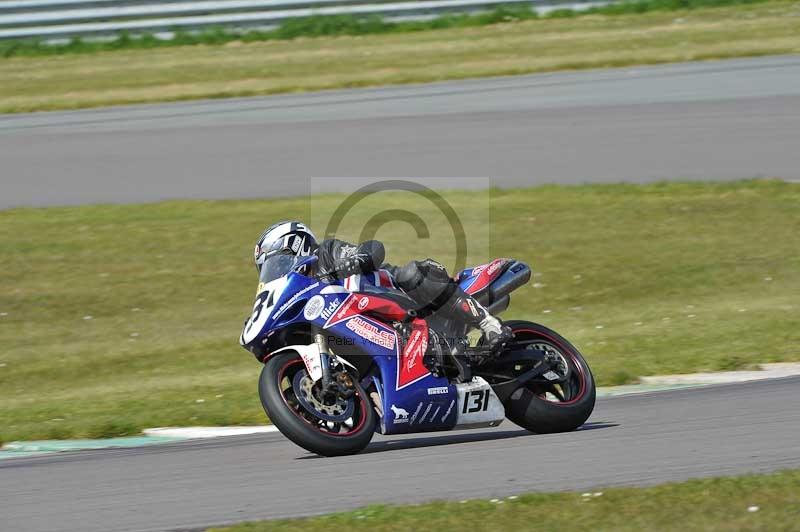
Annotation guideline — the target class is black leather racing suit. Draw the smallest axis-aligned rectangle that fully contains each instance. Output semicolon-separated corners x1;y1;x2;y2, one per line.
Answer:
316;238;459;318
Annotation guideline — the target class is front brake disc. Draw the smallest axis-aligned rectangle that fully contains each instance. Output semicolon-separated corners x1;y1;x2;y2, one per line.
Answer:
292;370;355;423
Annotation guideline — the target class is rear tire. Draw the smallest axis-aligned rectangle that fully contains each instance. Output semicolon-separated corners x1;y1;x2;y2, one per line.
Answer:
500;320;596;433
259;352;376;456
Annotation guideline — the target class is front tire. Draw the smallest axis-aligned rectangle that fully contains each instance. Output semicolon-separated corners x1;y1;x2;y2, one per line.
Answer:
501;320;596;433
259;352;376;456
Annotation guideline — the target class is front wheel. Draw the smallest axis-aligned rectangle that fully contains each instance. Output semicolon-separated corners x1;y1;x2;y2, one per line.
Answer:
500;320;596;433
259;352;376;456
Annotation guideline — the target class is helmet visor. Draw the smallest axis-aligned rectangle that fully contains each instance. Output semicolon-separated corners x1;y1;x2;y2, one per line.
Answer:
259;253;301;284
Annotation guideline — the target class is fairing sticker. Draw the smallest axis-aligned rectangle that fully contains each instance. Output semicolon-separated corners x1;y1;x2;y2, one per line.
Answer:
323;293;407;329
461;258;509;295
396;319;430;390
345;316;396;350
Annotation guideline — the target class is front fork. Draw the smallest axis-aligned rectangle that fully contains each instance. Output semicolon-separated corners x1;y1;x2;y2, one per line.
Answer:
315;332;333;387
315;331;355;401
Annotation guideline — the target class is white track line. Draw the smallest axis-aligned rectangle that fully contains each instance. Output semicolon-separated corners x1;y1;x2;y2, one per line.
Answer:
638;363;800;385
143;425;280;439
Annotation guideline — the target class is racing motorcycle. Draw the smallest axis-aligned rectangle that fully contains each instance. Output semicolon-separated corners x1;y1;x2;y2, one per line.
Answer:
242;255;595;456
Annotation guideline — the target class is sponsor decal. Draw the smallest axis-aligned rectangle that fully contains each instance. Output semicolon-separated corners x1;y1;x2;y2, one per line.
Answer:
427;386;449;396
272;282;319;318
396;322;431;390
470;259;503;277
345;317;396;350
303;295;325;320
256;281;269;295
431;405;441;422
327;293;408;328
465;259;508;295
299;347;322;382
291;236;302;253
390;404;409;424
466;299;481;319
331;294;357;323
487;258;505;276
404;330;425;370
320;298;341;320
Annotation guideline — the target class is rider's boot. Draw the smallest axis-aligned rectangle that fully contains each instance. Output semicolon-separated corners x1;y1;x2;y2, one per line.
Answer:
447;291;513;351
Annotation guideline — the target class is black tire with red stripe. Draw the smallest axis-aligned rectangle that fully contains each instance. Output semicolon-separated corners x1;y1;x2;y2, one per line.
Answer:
501;320;596;433
259;352;376;456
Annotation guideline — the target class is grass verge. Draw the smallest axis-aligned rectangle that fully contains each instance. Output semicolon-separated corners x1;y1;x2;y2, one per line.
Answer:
0;0;779;58
1;180;798;442
1;0;800;112
208;469;800;531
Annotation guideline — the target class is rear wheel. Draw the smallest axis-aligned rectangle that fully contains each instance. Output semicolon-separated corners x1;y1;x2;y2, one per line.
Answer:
500;320;596;433
259;352;376;456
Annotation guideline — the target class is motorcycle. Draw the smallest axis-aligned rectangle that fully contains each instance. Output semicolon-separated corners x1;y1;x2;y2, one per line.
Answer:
241;254;596;456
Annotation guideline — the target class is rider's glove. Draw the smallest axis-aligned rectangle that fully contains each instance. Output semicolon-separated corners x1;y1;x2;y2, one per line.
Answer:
333;255;367;278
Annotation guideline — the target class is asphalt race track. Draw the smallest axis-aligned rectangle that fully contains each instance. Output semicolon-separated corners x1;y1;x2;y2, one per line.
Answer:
2;378;799;532
3;55;800;531
2;55;800;209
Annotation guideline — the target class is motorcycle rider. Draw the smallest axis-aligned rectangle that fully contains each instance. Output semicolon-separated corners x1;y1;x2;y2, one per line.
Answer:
244;220;512;354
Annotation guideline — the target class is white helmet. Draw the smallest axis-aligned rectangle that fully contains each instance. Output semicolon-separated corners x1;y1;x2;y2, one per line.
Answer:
253;220;317;274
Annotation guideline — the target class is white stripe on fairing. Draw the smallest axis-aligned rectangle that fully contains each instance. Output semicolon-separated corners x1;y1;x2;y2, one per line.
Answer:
345;274;361;291
321;285;349;294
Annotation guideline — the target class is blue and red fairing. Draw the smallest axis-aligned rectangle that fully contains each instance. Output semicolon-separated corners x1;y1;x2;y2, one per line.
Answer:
456;258;512;295
317;290;459;434
250;265;458;435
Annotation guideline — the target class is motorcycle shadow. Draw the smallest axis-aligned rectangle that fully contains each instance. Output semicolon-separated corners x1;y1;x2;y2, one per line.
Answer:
359;421;618;455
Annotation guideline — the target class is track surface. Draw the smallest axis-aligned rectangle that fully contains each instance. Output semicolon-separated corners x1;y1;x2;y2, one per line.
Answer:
2;378;799;532
2;55;800;209
2;55;799;531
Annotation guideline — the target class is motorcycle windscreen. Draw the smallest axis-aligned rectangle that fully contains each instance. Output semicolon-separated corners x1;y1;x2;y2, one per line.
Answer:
260;254;301;284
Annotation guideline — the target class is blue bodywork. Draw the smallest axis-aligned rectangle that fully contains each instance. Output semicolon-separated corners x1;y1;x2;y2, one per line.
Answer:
252;264;483;435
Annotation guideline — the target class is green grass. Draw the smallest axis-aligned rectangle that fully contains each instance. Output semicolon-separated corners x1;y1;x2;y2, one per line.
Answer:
1;180;799;442
0;0;777;59
1;0;800;112
209;469;800;531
